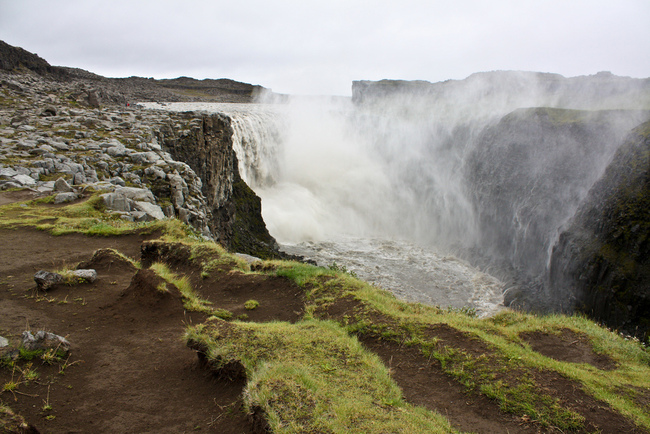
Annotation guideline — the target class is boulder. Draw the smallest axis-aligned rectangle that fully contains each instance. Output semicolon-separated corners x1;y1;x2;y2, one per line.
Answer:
12;174;36;186
73;171;86;185
106;145;127;157
54;192;79;204
34;270;64;290
73;269;97;283
15;139;36;149
130;151;160;165
130;211;149;222
54;177;73;192
108;176;126;187
101;192;131;212
41;106;57;116
114;186;156;204
0;167;18;178
21;330;70;354
131;201;165;220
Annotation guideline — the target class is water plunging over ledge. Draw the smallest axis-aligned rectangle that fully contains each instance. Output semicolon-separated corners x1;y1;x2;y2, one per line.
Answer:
139;101;506;317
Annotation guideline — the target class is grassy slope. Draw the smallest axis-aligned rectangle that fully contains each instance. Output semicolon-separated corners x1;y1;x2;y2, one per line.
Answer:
2;194;650;433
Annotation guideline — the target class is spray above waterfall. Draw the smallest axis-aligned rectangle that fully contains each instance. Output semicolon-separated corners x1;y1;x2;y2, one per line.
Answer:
140;71;650;315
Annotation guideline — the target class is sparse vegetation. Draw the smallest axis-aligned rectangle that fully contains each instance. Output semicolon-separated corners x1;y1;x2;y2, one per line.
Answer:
244;299;259;310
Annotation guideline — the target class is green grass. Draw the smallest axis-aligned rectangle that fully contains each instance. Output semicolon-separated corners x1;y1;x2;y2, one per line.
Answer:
245;258;650;431
149;262;233;319
244;299;259;310
188;243;250;274
185;319;458;434
0;192;203;241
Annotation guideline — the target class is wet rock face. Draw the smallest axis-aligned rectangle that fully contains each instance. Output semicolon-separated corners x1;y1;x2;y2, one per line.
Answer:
464;108;648;286
548;121;650;340
157;113;279;258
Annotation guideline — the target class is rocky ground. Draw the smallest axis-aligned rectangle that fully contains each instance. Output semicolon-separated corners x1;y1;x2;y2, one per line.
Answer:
0;70;226;237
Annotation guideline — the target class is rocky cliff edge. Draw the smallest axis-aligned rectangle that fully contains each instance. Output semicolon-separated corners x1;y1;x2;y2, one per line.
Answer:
0;41;282;259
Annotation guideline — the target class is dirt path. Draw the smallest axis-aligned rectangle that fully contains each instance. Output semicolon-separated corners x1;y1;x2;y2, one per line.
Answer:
0;228;252;433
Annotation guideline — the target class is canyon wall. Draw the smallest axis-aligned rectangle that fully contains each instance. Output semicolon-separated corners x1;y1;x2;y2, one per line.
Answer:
154;113;280;258
0;39;282;259
548;121;650;338
353;76;650;338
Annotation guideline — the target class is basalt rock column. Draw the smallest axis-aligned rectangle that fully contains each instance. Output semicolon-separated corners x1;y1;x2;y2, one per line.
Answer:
157;112;279;258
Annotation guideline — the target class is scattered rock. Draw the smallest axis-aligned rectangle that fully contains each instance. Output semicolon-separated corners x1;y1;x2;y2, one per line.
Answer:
21;330;70;354
0;65;284;261
73;269;97;283
0;335;8;348
54;192;79;204
34;270;64;290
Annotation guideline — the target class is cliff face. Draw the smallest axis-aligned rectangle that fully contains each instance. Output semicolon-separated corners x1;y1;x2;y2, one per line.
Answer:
155;113;279;258
548;121;650;338
353;75;650;337
464;108;648;286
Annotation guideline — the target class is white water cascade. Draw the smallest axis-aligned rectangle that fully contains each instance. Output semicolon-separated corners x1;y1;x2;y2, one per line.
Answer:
140;100;506;316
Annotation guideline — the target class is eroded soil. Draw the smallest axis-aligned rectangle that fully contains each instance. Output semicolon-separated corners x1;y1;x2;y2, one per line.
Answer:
0;219;646;433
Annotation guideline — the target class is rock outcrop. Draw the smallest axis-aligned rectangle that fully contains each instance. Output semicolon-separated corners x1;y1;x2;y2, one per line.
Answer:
155;112;279;257
0;40;59;76
0;40;283;259
465;108;649;285
548;121;650;339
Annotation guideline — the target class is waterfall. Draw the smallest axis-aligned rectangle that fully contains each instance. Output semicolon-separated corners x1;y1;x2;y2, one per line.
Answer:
228;105;284;188
140;79;648;317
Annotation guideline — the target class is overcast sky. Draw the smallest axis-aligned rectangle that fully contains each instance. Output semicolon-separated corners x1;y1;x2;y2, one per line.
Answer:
0;0;648;96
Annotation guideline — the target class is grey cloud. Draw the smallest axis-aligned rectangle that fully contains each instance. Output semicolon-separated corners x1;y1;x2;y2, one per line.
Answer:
0;0;648;95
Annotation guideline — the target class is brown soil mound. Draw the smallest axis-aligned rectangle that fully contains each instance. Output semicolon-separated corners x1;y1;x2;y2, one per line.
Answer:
118;268;185;313
78;248;139;275
0;228;252;433
520;328;617;370
359;334;535;433
141;240;306;323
